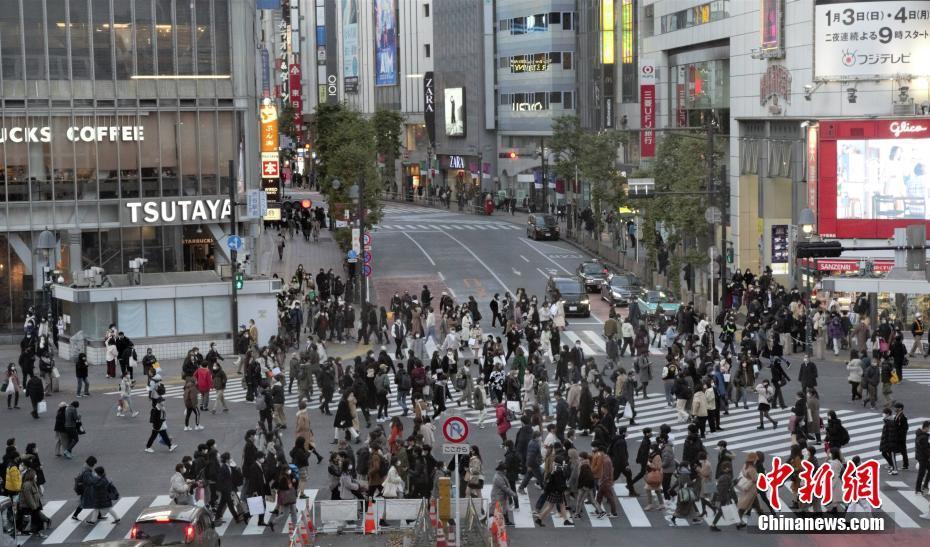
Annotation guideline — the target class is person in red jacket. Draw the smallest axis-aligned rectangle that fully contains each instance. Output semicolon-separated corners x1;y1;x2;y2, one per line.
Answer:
496;402;512;445
194;362;213;411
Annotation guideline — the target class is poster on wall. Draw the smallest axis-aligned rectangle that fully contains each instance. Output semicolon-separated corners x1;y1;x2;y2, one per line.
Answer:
760;0;784;54
342;0;359;93
814;0;930;79
444;87;465;137
639;62;656;157
374;0;398;86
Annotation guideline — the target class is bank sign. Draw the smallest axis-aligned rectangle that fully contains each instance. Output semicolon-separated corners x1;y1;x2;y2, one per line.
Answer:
0;125;144;143
814;0;930;79
123;198;232;225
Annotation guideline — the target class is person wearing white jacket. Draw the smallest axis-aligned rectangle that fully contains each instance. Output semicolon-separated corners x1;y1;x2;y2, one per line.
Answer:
382;460;405;498
169;464;193;504
754;381;779;430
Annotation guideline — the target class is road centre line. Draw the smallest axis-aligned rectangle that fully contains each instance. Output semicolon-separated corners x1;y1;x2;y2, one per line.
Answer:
403;232;436;266
438;229;512;295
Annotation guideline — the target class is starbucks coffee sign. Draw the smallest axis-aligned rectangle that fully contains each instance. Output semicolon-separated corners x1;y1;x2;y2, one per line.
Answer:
123;198;232;225
0;125;145;143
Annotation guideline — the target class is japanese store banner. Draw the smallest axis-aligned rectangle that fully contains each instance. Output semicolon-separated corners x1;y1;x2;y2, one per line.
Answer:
259;102;279;153
640;62;656;158
814;1;930;79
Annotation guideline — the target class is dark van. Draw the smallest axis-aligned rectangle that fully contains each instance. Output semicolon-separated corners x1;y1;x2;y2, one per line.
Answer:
526;214;559;240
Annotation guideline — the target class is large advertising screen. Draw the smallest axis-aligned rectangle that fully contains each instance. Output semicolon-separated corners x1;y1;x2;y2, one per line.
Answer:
444;88;465;137
814;0;930;80
817;119;930;238
374;0;397;86
837;138;930;220
342;0;359;92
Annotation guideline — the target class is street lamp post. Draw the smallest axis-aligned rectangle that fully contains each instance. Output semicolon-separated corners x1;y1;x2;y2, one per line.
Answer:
36;229;57;321
798;207;816;357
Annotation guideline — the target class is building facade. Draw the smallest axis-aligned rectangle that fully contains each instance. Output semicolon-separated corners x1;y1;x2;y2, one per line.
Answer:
0;0;262;332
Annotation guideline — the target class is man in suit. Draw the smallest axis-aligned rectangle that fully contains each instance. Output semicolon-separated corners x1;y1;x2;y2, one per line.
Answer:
490;294;502;328
569;340;585;368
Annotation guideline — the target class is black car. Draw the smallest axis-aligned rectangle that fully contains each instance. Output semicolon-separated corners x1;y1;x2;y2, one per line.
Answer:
600;272;643;306
526;213;559;240
576;260;610;291
130;505;220;547
546;275;590;317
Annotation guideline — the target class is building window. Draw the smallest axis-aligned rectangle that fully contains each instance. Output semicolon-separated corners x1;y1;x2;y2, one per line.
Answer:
424;3;429;17
661;0;729;33
562;12;573;30
564;91;574;109
424;43;430;58
549;12;561;24
550;52;562;64
155;0;174;76
511;16;526;34
92;0;112;79
562;51;572;70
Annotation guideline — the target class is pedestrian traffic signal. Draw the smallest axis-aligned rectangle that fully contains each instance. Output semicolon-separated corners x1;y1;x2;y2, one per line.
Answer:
508;151;518;159
234;271;244;290
796;240;843;258
301;199;312;209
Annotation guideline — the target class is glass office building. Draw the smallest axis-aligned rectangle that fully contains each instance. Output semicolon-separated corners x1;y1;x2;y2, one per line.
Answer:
0;0;260;332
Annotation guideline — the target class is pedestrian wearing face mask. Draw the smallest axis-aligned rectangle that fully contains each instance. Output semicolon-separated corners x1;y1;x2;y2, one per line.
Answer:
211;360;228;413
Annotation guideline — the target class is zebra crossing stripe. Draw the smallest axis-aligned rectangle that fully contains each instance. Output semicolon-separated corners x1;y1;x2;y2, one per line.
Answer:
584;502;612;527
562;331;596;358
463;225;477;230
896;489;930;517
243;497;278;535
877;495;920;528
614;487;650;527
83;496;139;542
44;508;95;544
584;331;607;352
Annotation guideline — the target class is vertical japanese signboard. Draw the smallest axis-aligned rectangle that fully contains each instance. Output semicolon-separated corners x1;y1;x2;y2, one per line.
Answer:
288;64;303;135
640;62;656;157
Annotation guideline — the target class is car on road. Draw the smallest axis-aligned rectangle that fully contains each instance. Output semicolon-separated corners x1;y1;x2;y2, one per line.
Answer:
526;213;559;240
87;541;156;547
635;290;682;318
546;275;590;317
0;496;14;547
129;505;220;547
576;260;611;291
600;272;644;306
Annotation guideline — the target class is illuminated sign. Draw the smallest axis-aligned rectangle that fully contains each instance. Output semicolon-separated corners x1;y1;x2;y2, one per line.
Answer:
760;0;784;56
512;102;544;111
124;199;231;224
602;0;615;64
621;0;634;64
424;71;436;145
510;57;550;73
259;102;279;152
640;62;656;157
0;125;144;143
449;156;465;169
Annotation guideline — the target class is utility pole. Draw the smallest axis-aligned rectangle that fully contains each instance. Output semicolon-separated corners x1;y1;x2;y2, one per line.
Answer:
228;159;239;342
540;137;547;213
357;175;367;305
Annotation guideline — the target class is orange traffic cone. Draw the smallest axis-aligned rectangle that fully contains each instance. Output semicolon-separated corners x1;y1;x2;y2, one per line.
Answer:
429;498;438;528
364;500;377;534
435;521;448;547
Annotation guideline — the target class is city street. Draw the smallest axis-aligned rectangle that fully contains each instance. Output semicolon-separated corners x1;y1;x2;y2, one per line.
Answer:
4;203;930;546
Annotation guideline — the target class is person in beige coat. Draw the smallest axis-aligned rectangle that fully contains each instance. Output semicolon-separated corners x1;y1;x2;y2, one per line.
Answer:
294;399;323;464
735;453;761;529
691;389;709;438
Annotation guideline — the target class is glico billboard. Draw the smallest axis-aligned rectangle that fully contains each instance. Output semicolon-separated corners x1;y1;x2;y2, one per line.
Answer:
816;118;930;239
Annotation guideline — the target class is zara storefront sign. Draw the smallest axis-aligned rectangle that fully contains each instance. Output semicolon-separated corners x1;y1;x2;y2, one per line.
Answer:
124;198;232;225
0;125;144;143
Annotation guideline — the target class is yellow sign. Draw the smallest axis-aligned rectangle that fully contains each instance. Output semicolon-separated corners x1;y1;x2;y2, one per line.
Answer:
602;0;615;64
263;207;281;221
259;103;279;153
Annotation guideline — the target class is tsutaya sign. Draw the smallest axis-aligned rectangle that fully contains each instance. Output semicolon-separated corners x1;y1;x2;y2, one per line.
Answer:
0;125;145;143
124;198;232;225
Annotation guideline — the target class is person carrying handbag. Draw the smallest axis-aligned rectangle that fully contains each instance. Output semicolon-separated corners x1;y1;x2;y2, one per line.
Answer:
270;466;299;532
19;463;50;538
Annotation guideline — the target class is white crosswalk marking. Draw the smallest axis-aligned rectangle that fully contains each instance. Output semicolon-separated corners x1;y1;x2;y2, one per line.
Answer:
877;496;920;528
377;221;521;232
83;496;138;541
44;509;93;544
562;331;596;358
584;502;612;527
124;495;171;539
897;489;930;516
244;497;278;535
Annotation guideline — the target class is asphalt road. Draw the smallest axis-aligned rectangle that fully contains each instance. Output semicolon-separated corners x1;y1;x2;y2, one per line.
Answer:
5;203;930;546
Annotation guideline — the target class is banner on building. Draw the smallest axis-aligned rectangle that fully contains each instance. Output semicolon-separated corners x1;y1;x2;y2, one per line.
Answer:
259;102;279;153
424;71;436;146
342;0;360;92
374;0;398;86
289;64;303;126
814;0;930;79
257;0;278;9
639;62;656;157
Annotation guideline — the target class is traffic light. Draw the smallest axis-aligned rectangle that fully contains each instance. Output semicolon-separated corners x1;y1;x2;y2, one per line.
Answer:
509;151;518;160
796;241;843;258
234;271;244;290
301;199;312;209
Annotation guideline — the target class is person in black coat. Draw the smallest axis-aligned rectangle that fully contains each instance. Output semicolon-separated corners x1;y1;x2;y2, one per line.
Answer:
610;427;638;496
915;421;930;495
630;428;653;487
769;357;789;408
513;417;533;474
25;375;44;418
893;403;910;471
242;455;271;527
332;392;359;445
797;358;818;390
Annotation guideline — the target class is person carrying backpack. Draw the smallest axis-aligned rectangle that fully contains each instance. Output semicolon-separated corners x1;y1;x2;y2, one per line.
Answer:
395;367;411;416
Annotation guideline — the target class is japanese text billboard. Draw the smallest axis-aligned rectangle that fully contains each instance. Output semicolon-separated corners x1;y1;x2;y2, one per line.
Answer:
639;62;656;157
342;0;359;92
374;0;397;86
814;0;930;79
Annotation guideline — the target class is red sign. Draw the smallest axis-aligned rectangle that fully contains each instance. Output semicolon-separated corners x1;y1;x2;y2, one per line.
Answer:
442;416;469;444
262;159;280;178
810;258;893;273
289;64;303;116
639;63;656;158
807;124;818;214
757;457;881;510
816;118;930;239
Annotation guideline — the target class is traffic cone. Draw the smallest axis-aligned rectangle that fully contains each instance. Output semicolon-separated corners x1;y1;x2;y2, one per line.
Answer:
429;498;438;529
435;521;448;547
364;500;377;534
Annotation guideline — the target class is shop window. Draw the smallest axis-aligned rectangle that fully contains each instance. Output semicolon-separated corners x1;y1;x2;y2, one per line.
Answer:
216;111;236;194
45;2;70;79
176;298;204;335
214;0;230;74
196;0;213;75
176;0;194;75
135;0;155;76
146;299;175;337
30;115;53;201
113;0;133;79
118;134;141;199
179;112;200;196
92;0;112;79
99;228;122;275
142;226;165;273
155;0;174;76
117;301;147;338
0;0;22;81
5;120;28;202
53;118;76;201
